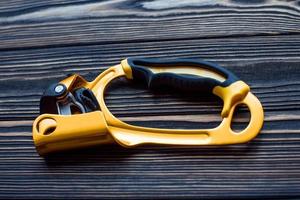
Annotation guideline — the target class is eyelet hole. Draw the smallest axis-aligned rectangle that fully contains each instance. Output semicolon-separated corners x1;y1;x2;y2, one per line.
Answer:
43;127;56;135
230;103;251;133
37;118;57;136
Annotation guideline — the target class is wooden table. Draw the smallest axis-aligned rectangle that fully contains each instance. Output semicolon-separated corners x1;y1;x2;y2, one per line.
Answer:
1;0;300;199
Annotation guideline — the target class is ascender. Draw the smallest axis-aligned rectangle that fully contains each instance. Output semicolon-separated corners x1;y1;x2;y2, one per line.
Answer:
32;58;264;156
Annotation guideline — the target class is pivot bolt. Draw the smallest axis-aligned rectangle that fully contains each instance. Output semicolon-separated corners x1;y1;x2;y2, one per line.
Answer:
54;84;67;98
55;84;65;94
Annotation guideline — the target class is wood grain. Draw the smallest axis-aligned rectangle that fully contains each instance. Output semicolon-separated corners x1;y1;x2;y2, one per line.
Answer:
0;0;300;199
0;0;300;50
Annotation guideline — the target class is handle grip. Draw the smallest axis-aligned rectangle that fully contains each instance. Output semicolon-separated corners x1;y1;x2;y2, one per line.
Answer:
124;58;239;92
122;58;249;117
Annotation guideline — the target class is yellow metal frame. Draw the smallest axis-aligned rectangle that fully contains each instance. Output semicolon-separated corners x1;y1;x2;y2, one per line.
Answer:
32;59;264;155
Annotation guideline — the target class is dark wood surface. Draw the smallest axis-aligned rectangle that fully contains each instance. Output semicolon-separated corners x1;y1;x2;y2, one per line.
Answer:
1;0;300;199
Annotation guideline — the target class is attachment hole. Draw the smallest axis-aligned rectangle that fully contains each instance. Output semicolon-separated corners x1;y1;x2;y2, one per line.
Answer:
230;103;251;133
43;127;56;135
37;118;57;136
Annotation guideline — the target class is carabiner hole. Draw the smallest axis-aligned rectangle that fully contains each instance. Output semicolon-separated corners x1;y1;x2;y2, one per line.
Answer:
230;103;251;133
37;118;57;136
43;127;56;135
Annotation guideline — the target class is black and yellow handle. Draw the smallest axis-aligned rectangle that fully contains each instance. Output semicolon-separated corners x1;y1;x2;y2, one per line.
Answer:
124;58;239;92
122;58;250;118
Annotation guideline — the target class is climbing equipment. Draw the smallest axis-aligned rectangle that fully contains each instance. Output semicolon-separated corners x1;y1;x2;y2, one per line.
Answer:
32;58;264;156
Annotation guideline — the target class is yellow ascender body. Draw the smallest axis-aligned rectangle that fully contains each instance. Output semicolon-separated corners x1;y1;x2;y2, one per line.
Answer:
32;58;264;156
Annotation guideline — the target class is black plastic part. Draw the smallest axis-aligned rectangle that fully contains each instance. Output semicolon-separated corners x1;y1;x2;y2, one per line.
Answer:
73;88;100;112
40;83;67;114
127;58;239;93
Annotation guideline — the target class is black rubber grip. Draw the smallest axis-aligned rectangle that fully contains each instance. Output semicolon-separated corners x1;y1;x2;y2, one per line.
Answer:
127;58;239;93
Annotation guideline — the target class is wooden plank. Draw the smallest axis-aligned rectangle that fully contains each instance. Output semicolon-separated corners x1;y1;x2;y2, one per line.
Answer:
0;0;90;14
1;0;300;199
1;34;300;82
0;0;300;50
0;34;300;198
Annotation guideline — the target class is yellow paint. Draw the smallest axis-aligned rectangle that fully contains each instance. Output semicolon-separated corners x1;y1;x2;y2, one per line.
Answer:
121;59;133;79
33;112;111;155
32;59;264;156
213;81;250;118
